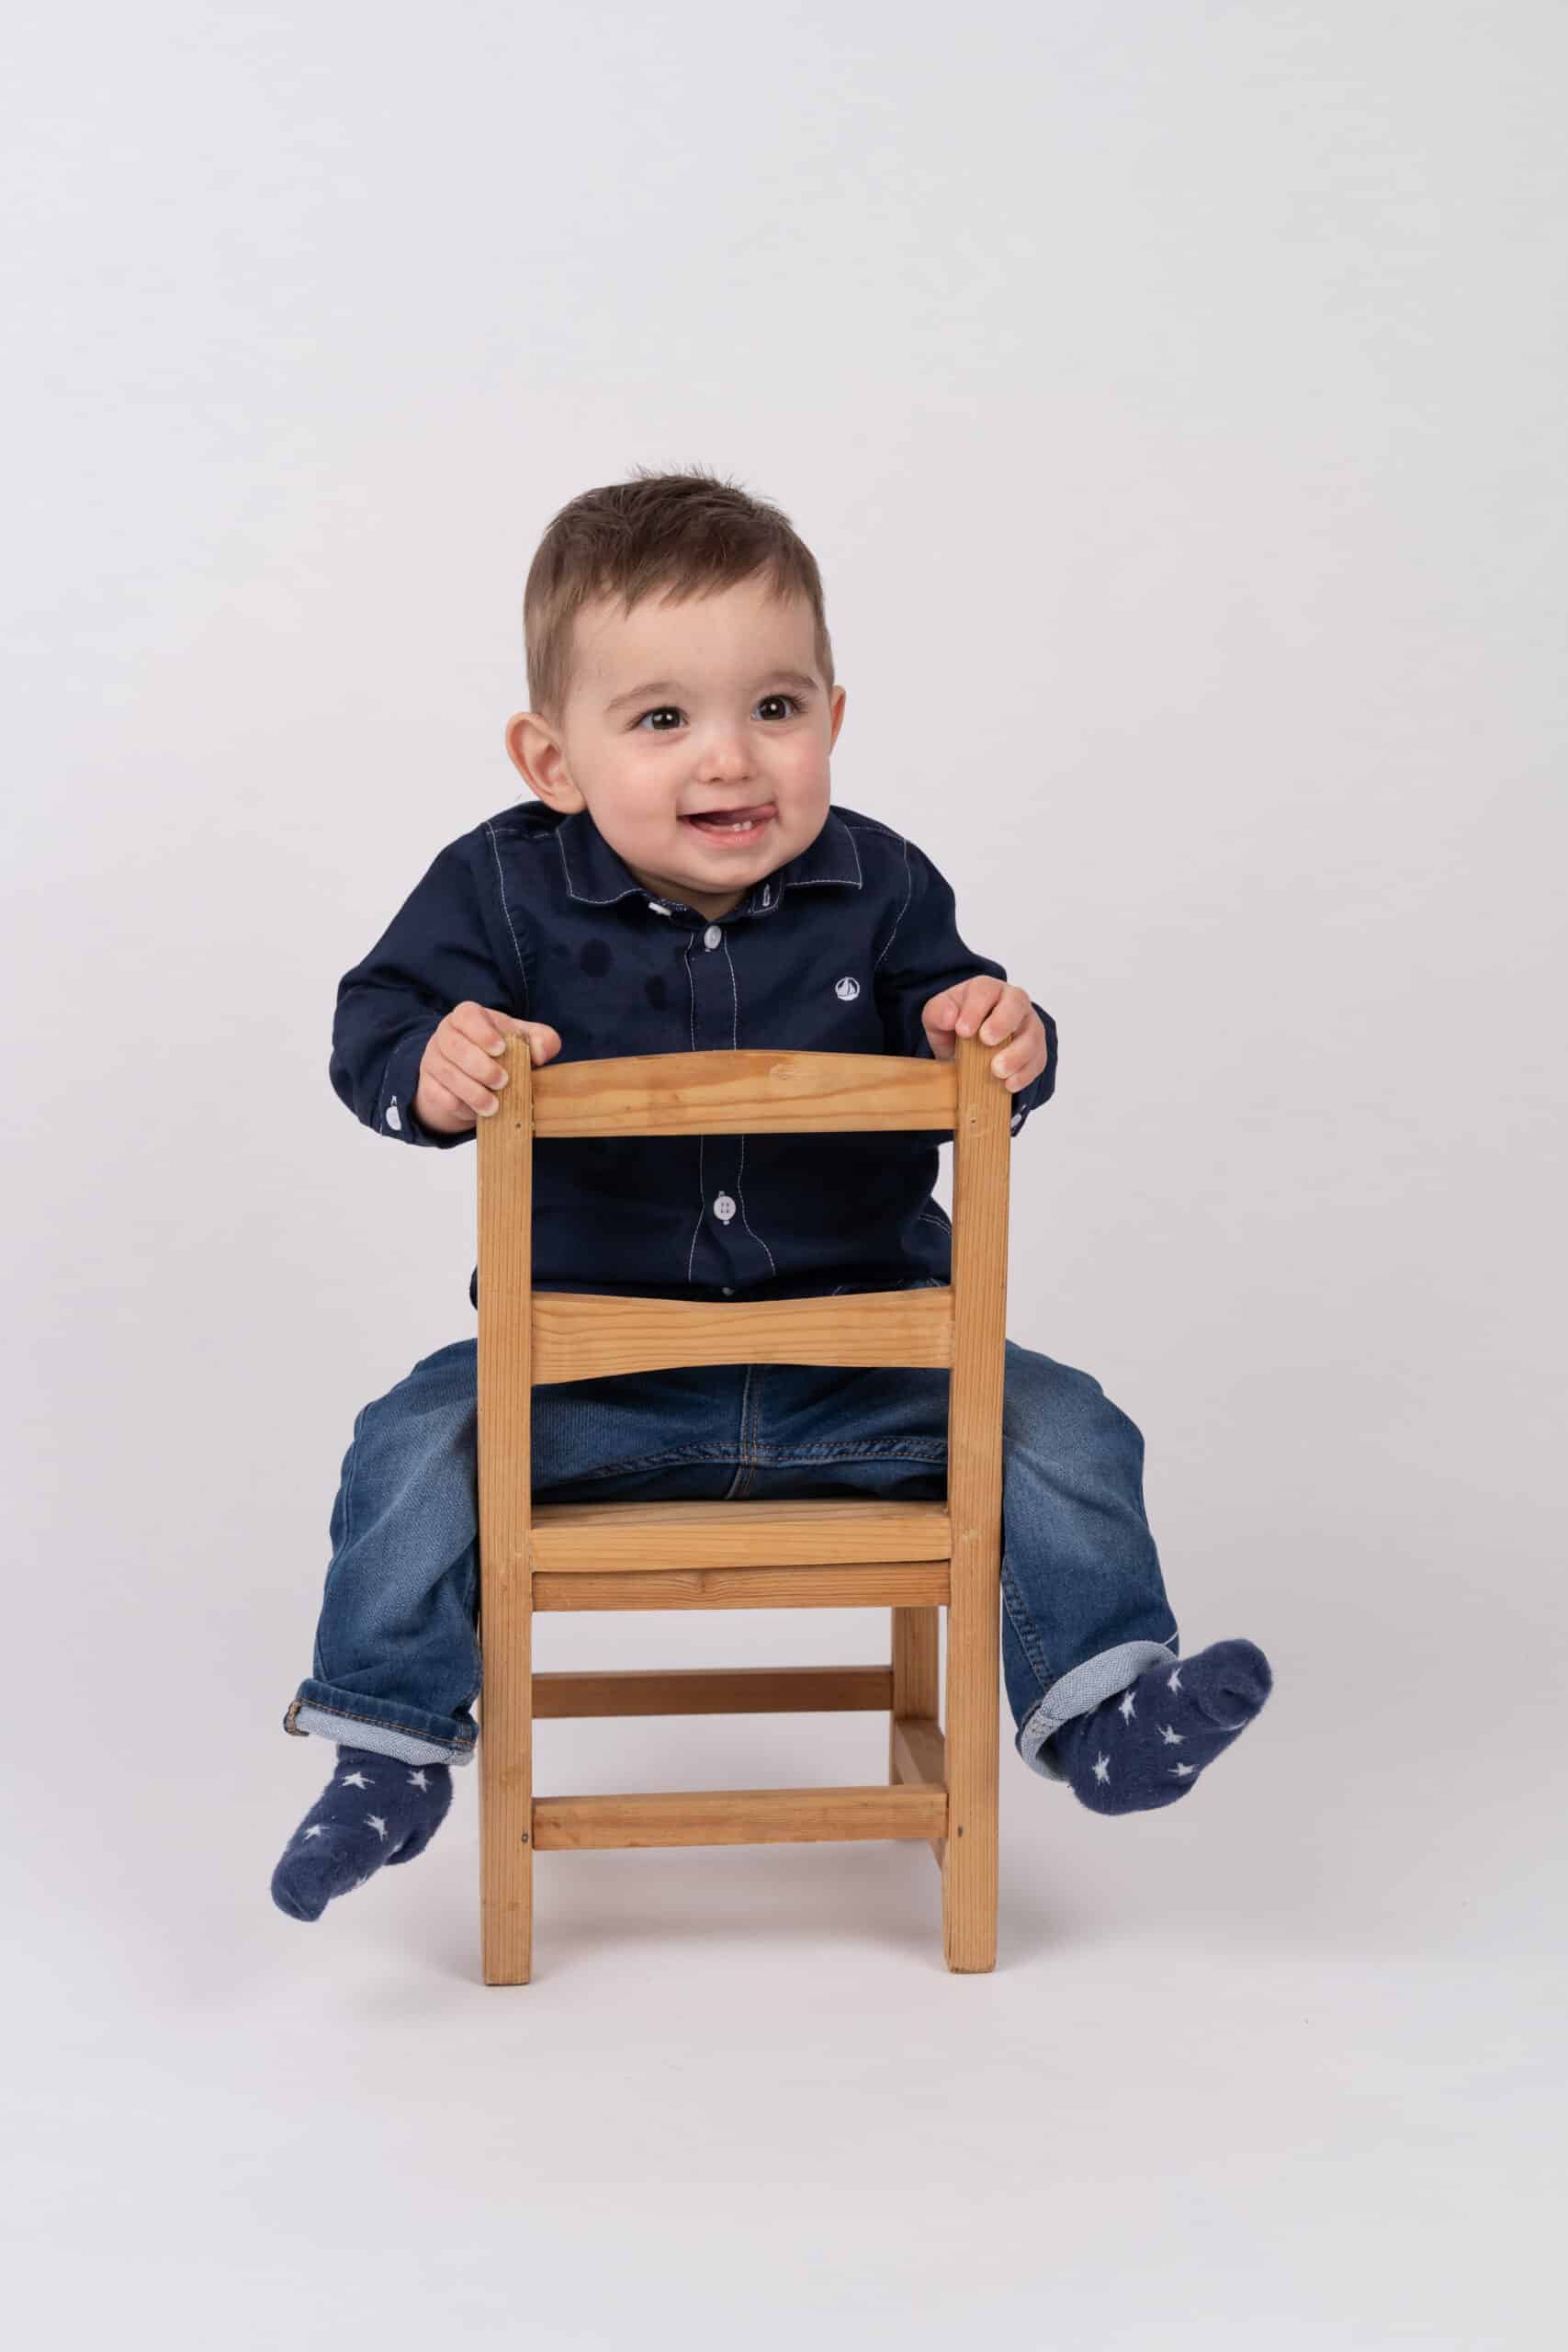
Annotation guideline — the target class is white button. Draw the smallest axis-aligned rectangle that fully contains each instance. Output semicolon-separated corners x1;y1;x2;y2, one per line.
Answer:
1010;1109;1024;1132
713;1192;736;1223
722;1287;734;1297
704;923;722;950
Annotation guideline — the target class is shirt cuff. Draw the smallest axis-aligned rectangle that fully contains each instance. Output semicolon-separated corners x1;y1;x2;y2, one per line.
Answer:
378;1026;468;1148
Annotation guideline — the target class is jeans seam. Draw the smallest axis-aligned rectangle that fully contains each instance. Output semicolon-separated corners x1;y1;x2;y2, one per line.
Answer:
725;1363;761;1500
744;1441;949;1464
548;1441;762;1483
1001;1551;1051;1699
316;1401;369;1685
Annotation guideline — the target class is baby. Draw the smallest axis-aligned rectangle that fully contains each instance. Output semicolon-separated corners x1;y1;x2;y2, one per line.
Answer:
272;467;1273;1922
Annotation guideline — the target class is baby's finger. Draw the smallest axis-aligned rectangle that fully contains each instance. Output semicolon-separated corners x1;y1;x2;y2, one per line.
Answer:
977;989;1028;1046
438;1023;514;1098
447;1001;527;1057
415;1069;478;1126
520;1023;562;1066
953;983;1006;1036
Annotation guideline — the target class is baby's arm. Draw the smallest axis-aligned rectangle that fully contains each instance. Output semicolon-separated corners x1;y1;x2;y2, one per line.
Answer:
871;836;1057;1136
329;827;558;1147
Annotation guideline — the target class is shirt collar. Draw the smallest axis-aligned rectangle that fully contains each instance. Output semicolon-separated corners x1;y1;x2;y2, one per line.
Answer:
555;806;863;916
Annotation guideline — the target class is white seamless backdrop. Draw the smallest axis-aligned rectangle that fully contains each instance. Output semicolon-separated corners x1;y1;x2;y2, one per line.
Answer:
3;5;1563;2347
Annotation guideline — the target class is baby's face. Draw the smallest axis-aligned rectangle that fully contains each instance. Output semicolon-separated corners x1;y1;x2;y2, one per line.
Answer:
513;576;845;920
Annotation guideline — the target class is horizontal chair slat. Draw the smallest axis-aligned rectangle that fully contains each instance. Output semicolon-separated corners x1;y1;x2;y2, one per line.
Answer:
534;1564;952;1611
528;1498;952;1572
530;1049;957;1138
531;1784;949;1849
532;1666;896;1717
531;1285;953;1384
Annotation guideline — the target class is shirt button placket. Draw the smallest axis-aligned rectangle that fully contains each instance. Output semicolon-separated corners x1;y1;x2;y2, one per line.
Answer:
690;915;745;1286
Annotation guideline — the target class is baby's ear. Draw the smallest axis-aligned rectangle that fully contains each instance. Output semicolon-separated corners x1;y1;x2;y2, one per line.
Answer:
504;710;583;810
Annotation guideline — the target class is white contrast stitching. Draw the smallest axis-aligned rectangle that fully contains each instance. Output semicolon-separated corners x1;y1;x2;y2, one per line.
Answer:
871;830;915;972
484;821;530;1014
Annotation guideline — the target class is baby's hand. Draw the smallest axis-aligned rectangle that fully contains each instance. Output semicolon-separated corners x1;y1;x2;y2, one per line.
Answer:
919;978;1047;1093
412;1002;562;1136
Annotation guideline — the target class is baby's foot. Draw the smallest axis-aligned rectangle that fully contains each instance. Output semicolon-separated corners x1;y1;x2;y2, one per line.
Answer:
1047;1639;1273;1815
271;1747;453;1921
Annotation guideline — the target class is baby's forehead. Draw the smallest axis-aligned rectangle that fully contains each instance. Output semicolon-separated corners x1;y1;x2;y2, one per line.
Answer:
571;580;818;693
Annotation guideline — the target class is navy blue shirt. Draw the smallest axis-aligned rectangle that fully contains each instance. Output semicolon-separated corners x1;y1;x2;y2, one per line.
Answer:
329;800;1057;1309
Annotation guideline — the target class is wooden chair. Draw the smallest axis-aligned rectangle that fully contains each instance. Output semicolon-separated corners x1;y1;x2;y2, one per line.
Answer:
475;1036;1011;1984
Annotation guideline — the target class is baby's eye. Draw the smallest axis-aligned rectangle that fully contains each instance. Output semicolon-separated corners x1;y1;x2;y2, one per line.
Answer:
633;694;803;732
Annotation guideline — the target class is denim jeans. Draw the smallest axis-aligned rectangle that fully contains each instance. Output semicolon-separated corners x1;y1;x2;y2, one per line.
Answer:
284;1324;1180;1785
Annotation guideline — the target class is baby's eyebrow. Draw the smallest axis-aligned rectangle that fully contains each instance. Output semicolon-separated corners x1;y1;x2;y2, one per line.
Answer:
604;669;818;716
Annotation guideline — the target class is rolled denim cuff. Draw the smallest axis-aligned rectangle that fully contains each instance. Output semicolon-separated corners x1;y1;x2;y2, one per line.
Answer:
284;1680;477;1768
1015;1636;1179;1781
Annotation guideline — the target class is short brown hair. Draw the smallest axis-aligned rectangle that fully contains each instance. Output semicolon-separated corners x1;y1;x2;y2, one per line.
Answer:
523;465;835;723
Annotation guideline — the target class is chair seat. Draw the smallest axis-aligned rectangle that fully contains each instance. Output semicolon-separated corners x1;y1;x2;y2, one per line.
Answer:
526;1496;953;1572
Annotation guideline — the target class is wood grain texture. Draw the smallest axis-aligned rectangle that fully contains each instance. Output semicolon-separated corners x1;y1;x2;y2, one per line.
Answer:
531;1048;956;1137
476;1033;537;1985
890;1605;940;1778
890;1713;948;1867
532;1666;895;1717
531;1284;953;1384
533;1564;951;1612
532;1785;948;1850
941;1035;1010;1973
528;1497;952;1572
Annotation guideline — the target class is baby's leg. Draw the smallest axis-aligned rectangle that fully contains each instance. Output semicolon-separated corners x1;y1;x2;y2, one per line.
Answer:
273;1345;751;1918
994;1341;1272;1810
282;1339;487;1770
739;1338;1271;1815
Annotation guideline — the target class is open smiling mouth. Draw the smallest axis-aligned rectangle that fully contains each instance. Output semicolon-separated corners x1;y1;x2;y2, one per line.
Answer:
681;806;774;843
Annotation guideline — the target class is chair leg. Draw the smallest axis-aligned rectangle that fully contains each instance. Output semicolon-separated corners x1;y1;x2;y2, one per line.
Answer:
479;1560;534;1985
941;1571;998;1973
889;1604;940;1777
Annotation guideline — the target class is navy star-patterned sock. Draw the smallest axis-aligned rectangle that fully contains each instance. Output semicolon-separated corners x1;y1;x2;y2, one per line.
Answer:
1046;1638;1273;1815
271;1745;454;1921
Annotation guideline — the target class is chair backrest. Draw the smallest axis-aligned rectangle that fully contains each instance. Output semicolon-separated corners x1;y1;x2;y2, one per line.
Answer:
475;1040;1010;1579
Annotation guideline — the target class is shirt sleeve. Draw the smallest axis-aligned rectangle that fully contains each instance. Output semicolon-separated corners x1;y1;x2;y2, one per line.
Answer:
872;835;1058;1139
329;824;531;1148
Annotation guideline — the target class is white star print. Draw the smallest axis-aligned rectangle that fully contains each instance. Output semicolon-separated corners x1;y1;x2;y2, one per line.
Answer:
301;1824;323;1839
340;1770;371;1790
1117;1690;1136;1723
407;1770;429;1791
366;1815;388;1840
1168;1667;1182;1694
1170;1762;1195;1778
1158;1724;1184;1745
1091;1752;1111;1784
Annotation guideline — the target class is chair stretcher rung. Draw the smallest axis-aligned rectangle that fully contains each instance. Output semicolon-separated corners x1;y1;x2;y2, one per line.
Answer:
534;1563;950;1611
531;1784;949;1849
532;1666;895;1716
890;1713;949;1869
